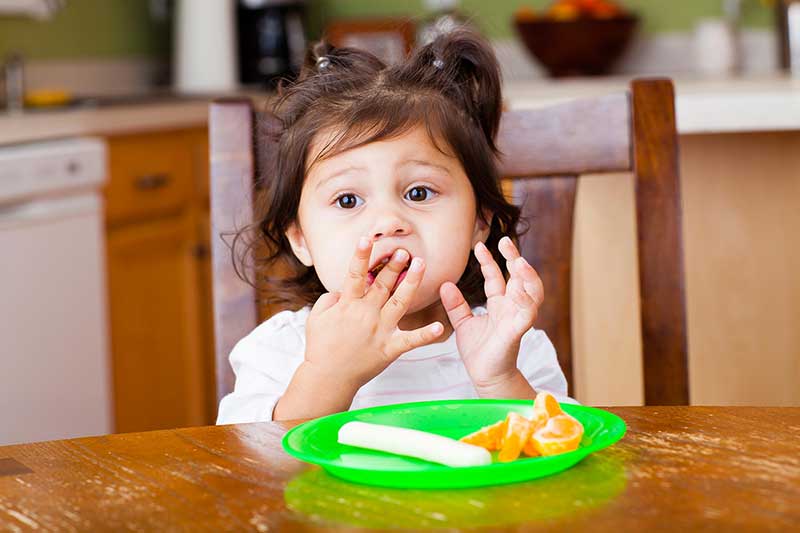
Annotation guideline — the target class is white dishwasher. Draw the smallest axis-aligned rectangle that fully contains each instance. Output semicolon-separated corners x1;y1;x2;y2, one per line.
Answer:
0;137;113;445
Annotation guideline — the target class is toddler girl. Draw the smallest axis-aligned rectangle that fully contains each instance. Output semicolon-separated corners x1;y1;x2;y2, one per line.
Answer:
217;28;574;424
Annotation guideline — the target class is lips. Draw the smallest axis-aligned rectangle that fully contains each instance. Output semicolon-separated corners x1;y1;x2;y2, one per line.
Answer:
367;250;412;285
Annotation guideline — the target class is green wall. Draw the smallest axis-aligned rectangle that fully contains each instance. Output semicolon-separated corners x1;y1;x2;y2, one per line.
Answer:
0;0;774;61
309;0;772;38
0;0;168;60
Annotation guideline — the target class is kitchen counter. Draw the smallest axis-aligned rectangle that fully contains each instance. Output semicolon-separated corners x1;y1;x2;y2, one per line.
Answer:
0;75;798;144
503;74;800;135
0;90;273;145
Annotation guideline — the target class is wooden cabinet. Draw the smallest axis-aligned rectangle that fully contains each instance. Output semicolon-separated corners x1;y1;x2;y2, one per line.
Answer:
104;127;215;433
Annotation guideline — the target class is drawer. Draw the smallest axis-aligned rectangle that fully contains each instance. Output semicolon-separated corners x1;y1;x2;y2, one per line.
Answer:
105;130;195;225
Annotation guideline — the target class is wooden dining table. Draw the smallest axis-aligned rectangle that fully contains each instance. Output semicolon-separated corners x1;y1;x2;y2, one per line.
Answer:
1;406;798;531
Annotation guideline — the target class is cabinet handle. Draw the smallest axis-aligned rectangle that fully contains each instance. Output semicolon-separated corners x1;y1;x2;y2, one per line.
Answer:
134;173;170;191
192;243;209;259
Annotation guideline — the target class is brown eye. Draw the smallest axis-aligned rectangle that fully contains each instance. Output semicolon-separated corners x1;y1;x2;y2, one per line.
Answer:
405;186;433;202
335;193;361;209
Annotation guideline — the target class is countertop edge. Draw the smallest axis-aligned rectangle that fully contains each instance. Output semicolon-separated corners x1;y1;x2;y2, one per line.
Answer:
1;78;798;144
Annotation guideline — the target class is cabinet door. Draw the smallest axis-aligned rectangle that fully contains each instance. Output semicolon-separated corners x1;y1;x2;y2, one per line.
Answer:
106;213;209;432
105;131;195;226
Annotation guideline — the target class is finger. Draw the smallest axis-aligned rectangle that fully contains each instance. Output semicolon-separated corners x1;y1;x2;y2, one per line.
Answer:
516;258;545;305
311;291;341;314
365;248;409;305
341;236;373;300
507;277;535;310
498;236;522;262
506;278;538;329
474;241;506;300
439;281;473;331
381;256;425;326
509;256;545;306
387;322;444;357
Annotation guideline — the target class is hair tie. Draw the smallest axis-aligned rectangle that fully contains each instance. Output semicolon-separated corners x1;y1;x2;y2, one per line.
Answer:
316;56;331;70
432;58;444;70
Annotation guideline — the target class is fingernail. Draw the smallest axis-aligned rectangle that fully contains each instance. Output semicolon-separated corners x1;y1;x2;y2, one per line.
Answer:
393;249;408;262
430;322;443;334
358;236;371;250
410;257;424;271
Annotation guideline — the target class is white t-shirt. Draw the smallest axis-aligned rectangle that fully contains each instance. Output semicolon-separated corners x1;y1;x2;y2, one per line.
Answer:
216;305;575;424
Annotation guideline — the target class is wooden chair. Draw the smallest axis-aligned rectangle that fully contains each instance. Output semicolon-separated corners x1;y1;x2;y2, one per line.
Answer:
208;78;689;409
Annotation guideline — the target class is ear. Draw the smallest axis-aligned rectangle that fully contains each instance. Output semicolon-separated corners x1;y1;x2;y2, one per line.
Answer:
285;222;314;267
472;207;493;245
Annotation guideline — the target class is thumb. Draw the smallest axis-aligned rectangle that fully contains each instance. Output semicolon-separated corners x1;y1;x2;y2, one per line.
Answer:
439;282;473;331
311;291;341;314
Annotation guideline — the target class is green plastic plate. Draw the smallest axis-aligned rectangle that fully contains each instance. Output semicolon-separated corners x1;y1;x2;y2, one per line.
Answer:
282;399;626;489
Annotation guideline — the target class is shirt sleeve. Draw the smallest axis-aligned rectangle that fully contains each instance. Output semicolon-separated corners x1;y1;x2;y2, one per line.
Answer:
516;328;580;405
216;310;305;425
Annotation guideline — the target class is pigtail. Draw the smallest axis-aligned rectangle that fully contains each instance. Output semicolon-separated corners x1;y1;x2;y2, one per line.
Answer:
401;28;503;152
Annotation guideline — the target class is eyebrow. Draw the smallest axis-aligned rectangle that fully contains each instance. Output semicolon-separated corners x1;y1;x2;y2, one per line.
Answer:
313;159;452;191
314;165;367;191
401;160;452;177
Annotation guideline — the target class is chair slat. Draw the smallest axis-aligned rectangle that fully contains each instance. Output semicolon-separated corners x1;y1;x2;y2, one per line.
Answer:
631;79;690;405
209;100;259;404
497;93;631;178
513;176;578;392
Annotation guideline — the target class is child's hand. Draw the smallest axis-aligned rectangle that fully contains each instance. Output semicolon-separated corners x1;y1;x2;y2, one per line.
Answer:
302;237;444;391
439;236;544;395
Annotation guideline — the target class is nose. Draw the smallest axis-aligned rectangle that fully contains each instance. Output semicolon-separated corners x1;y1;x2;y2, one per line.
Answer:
370;205;411;240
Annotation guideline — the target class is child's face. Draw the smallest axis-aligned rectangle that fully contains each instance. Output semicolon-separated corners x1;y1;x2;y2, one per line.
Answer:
286;124;490;312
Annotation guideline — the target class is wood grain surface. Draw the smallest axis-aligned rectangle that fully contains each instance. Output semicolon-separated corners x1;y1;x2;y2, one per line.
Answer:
513;175;579;390
209;100;259;406
1;407;798;531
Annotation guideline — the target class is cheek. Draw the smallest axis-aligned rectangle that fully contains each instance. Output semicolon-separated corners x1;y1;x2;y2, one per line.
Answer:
308;240;350;293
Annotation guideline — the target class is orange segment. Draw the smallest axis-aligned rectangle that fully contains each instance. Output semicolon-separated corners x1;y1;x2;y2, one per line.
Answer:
533;391;563;419
522;439;540;457
459;419;507;451
521;410;548;456
531;414;585;456
498;413;534;462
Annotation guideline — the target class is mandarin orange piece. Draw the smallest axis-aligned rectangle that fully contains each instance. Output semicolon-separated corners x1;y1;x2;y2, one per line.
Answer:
521;410;548;456
498;412;534;462
522;439;540;457
459;419;507;451
533;390;563;419
531;414;584;456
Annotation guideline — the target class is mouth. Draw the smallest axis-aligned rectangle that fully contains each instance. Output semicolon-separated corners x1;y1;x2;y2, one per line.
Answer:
367;251;413;286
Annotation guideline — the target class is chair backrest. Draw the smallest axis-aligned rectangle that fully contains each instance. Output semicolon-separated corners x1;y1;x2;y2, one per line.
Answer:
208;78;689;407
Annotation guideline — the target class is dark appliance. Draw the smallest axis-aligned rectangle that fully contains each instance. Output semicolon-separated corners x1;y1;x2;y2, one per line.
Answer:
237;0;307;87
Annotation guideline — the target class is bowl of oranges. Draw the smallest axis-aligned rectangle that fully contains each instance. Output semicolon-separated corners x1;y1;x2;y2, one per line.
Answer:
514;0;639;77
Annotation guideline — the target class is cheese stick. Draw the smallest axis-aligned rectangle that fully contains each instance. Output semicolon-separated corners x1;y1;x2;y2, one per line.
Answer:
337;421;492;468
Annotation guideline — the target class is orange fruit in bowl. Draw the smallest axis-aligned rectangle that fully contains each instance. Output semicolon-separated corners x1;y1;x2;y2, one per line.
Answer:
514;6;538;22
530;413;585;456
548;3;580;21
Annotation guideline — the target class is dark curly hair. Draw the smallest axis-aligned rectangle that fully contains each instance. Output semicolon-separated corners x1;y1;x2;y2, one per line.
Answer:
232;27;524;310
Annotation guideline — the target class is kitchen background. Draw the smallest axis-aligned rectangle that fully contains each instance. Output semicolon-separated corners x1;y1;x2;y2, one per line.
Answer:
1;0;798;445
0;0;782;93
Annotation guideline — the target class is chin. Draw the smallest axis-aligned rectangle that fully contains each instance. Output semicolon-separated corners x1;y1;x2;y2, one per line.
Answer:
404;290;443;315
